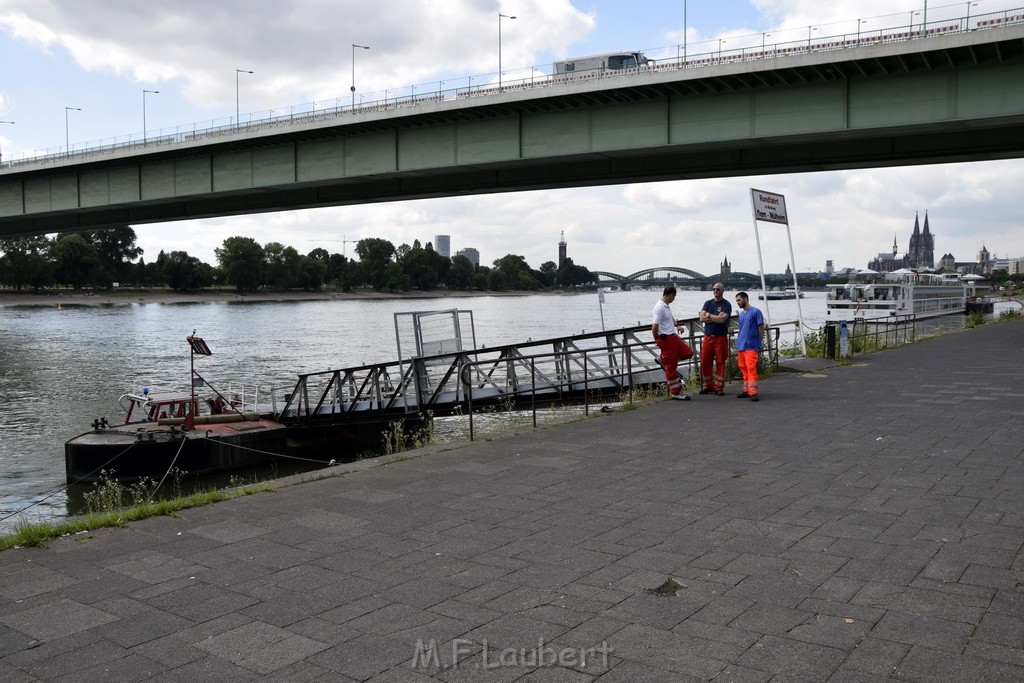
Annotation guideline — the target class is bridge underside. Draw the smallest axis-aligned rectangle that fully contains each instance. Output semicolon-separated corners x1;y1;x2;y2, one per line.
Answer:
2;28;1023;236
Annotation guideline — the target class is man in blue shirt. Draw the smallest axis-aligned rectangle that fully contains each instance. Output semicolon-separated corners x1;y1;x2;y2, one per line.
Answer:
698;283;732;395
734;291;765;401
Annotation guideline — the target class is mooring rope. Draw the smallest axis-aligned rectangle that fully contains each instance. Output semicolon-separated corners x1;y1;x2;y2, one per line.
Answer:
152;431;190;494
0;438;146;524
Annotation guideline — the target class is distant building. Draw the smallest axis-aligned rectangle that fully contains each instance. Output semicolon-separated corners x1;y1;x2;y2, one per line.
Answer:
825;259;834;274
720;255;731;276
558;231;567;268
456;247;479;267
434;234;451;258
868;211;936;272
945;245;999;275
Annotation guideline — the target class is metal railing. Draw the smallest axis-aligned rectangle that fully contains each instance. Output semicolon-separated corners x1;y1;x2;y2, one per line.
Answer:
3;6;1022;169
272;323;676;424
271;317;793;440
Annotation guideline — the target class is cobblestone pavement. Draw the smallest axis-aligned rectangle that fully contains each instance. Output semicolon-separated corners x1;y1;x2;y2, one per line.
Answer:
1;320;1023;681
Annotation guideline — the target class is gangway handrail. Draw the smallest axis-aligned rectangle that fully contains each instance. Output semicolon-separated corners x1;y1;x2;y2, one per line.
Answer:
272;317;799;425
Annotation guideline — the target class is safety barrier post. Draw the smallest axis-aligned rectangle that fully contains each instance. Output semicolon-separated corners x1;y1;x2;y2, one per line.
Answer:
531;358;537;428
466;366;474;441
583;350;589;416
622;342;630;405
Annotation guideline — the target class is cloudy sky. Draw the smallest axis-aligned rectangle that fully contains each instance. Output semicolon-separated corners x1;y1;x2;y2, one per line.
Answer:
1;0;1022;277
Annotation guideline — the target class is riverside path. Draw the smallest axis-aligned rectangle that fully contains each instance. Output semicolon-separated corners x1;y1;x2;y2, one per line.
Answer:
1;319;1023;681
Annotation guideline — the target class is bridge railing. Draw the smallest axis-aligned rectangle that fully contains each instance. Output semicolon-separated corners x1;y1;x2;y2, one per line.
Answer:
3;7;1023;169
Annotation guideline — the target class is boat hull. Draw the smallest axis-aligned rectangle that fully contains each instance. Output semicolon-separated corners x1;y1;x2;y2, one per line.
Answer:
65;418;288;483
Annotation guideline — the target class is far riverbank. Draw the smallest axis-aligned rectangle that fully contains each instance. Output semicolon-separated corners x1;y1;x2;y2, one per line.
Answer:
0;288;559;308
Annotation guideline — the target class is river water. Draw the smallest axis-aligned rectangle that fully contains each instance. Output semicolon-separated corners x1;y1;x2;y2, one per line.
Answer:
0;290;830;531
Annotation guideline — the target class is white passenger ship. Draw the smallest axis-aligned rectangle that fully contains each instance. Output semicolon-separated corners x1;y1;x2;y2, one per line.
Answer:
826;271;978;321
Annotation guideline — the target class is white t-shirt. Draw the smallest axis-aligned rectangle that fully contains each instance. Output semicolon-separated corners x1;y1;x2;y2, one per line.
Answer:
652;299;676;336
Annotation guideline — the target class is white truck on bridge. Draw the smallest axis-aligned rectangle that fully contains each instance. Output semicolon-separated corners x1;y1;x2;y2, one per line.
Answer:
553;51;650;75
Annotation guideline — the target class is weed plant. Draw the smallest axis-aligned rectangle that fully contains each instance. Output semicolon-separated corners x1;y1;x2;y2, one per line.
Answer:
964;311;987;328
382;412;435;455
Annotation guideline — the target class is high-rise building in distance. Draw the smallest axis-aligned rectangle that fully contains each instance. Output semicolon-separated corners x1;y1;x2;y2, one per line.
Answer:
456;247;479;267
434;234;451;258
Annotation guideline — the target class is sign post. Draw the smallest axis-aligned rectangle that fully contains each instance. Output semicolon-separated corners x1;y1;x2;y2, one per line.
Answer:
749;188;807;356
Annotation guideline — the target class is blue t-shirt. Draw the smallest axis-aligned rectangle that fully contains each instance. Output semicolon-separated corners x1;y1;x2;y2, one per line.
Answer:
736;306;765;351
701;298;732;336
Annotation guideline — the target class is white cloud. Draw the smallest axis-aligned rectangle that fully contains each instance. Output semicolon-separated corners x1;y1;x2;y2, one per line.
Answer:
0;0;595;109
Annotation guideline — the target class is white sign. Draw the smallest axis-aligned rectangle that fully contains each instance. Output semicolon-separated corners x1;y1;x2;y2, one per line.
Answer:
750;189;789;225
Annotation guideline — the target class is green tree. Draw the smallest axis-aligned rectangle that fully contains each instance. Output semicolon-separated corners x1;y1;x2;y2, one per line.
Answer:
263;242;304;289
327;253;355;290
472;268;490;291
492;254;540;290
79;225;143;287
215;236;264;292
53;233;102;289
381;261;411;291
0;235;55;291
446;255;474;290
538;260;558;287
555;257;596;287
354;238;397;291
401;245;438;291
161;251;212;291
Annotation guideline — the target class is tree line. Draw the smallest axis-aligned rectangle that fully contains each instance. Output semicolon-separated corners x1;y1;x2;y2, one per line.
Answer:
0;226;597;293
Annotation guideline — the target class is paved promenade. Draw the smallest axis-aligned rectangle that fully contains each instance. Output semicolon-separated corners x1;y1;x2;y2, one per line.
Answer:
2;320;1023;681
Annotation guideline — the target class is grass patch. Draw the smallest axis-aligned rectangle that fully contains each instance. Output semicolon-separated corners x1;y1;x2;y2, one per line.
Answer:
1;470;280;551
1;489;231;550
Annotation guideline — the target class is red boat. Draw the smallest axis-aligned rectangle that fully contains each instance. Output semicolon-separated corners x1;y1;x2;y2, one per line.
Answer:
64;335;288;483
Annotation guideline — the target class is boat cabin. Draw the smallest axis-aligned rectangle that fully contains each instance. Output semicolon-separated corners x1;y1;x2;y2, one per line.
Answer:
119;392;198;425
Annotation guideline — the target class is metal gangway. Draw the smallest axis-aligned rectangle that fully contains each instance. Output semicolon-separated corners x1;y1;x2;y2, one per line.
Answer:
270;308;794;432
272;311;686;427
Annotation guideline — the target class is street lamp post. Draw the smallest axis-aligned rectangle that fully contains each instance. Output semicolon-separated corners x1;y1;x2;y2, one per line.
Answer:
923;0;928;36
498;13;516;90
235;68;253;129
65;107;81;155
351;44;369;110
0;120;13;164
683;0;687;64
966;2;977;27
143;89;159;142
718;38;725;60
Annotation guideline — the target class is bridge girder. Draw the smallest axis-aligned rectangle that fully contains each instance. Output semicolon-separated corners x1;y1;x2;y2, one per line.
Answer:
3;26;1024;238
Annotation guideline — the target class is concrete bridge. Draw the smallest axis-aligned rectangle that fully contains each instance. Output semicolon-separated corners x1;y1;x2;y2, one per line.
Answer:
1;14;1023;237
